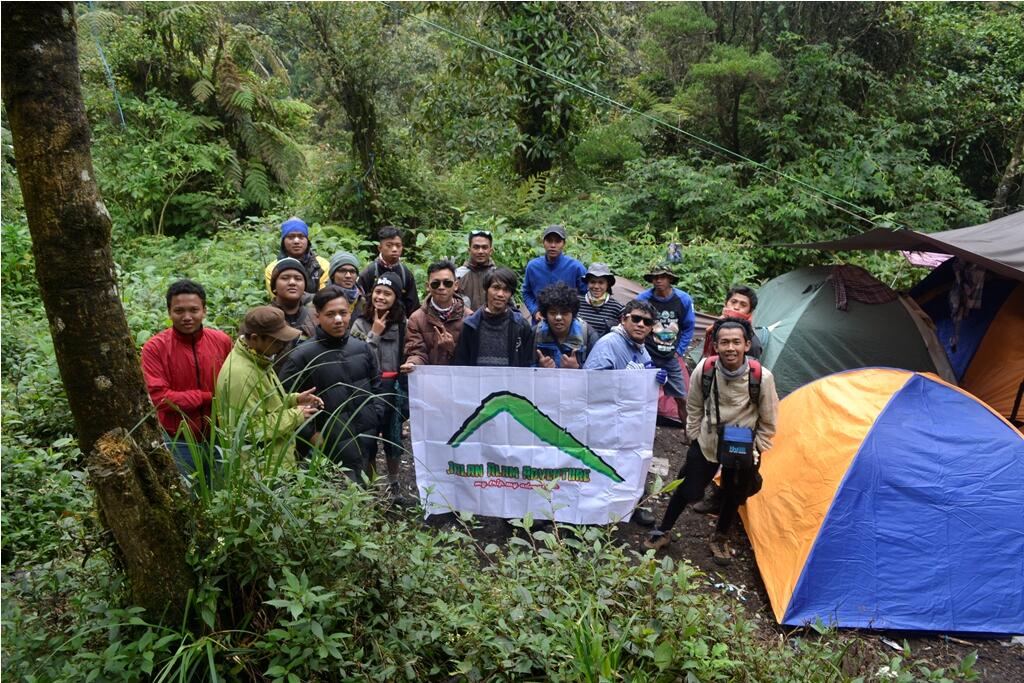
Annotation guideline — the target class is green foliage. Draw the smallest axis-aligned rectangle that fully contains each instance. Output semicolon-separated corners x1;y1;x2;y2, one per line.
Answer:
78;2;311;233
574;118;646;173
91;93;240;235
485;2;611;176
0;437;91;567
0;455;887;682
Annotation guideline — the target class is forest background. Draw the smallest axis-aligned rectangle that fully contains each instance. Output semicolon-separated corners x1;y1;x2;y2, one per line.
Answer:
2;2;1022;681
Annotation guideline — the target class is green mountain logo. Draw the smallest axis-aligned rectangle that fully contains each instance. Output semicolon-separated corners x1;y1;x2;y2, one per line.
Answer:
447;391;624;483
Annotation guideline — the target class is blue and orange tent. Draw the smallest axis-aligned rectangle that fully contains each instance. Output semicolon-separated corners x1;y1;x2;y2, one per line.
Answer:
741;368;1024;634
912;260;1024;423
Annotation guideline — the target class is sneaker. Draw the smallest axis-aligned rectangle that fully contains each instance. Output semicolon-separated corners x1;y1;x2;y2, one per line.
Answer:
692;485;723;514
708;533;732;566
643;530;671;551
633;508;656;527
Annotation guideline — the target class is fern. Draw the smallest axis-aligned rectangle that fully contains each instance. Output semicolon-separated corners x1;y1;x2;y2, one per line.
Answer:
242;160;272;208
230;88;257;114
191;78;214;104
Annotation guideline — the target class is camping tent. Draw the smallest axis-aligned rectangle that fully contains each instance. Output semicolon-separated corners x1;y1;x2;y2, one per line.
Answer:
741;368;1024;633
753;265;952;398
912;260;1024;423
782;210;1024;282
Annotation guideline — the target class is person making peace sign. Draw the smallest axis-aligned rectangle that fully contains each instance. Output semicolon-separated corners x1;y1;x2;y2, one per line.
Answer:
351;273;412;503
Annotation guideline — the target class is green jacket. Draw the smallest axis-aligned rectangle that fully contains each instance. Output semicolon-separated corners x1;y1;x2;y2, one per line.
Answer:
214;339;305;467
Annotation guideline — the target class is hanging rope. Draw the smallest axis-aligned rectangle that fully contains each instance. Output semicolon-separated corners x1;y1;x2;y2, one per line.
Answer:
86;0;126;130
379;2;900;232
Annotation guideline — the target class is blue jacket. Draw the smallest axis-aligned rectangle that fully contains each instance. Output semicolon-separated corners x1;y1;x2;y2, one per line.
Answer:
583;326;653;370
521;254;588;315
532;319;601;368
636;287;696;356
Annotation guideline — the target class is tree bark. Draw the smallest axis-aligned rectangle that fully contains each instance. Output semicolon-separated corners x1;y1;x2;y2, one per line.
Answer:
2;1;193;623
991;124;1024;219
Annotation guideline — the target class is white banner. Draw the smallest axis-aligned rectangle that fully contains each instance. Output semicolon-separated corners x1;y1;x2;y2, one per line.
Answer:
409;366;658;524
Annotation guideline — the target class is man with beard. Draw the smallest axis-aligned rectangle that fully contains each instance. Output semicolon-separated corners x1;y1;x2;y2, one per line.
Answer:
456;229;499;311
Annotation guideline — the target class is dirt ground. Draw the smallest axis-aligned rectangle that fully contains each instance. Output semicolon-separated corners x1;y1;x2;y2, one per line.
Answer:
399;424;1024;682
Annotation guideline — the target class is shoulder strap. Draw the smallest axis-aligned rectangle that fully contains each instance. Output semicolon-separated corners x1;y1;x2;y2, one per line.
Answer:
748;358;762;404
701;355;717;400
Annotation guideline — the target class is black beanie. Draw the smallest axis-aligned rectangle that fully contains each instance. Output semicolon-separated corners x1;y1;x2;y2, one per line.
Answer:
271;257;308;292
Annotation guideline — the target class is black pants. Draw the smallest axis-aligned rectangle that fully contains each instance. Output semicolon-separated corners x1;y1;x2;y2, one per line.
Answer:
657;440;758;535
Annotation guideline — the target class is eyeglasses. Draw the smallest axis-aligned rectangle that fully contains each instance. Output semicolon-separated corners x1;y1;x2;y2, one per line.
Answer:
337;266;358;275
469;230;492;238
628;314;654;326
429;279;455;289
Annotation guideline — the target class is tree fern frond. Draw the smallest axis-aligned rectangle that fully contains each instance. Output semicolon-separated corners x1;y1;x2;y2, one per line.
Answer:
225;149;243;192
242;160;272;208
192;78;215;104
78;9;123;35
230;89;257;114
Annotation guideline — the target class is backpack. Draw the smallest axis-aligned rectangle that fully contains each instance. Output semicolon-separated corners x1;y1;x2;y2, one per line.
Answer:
700;355;762;405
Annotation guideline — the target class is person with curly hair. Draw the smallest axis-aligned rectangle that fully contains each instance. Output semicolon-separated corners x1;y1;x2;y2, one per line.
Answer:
532;281;601;369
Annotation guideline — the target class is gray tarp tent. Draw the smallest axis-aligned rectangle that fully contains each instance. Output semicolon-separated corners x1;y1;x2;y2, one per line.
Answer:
783;210;1024;281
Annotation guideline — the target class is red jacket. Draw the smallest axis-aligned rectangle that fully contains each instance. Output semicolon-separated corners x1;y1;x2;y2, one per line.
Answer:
141;326;232;440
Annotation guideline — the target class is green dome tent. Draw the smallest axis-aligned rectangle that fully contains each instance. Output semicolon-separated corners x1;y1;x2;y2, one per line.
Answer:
753;265;953;398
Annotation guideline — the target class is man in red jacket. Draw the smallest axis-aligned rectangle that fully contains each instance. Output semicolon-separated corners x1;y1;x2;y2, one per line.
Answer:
142;279;232;476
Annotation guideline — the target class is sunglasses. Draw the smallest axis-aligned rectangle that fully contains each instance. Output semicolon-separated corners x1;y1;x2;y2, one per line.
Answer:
469;230;492;238
628;314;655;326
429;279;455;289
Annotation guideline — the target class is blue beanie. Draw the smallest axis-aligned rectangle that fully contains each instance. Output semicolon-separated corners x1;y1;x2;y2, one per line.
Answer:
280;216;309;240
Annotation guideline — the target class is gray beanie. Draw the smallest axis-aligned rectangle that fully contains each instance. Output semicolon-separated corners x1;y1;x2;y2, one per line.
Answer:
328;251;361;280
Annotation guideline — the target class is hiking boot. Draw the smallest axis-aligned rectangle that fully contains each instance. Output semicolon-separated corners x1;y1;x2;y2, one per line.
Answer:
633;508;656;527
643;530;671;551
387;482;416;507
692;484;723;514
709;532;732;566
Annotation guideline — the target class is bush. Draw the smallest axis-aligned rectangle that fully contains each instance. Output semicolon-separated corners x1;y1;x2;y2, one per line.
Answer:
574;119;646;173
2;457;879;682
0;436;92;567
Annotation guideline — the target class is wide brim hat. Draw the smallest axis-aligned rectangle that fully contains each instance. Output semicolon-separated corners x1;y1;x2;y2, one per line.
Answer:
241;306;301;342
643;263;679;284
584;262;616;287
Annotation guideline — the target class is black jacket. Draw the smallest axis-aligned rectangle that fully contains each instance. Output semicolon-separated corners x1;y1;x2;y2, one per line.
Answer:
452;308;535;367
279;327;383;464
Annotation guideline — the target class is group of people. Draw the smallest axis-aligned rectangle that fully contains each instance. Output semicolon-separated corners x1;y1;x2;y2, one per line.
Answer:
142;218;778;563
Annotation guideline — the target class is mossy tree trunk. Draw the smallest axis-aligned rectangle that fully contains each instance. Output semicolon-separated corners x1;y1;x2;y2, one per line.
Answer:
1;1;194;624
